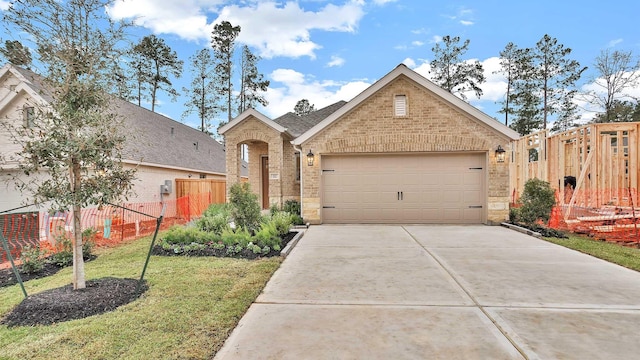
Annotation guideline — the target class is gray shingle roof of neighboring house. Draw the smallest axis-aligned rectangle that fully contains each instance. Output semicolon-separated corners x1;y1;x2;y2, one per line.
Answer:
9;64;231;175
273;101;347;137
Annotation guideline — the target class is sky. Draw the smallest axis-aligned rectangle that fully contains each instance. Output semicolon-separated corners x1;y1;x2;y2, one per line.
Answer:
2;0;640;132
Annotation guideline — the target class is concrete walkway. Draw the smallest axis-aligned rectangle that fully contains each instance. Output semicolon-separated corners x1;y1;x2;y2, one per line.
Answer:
215;225;640;359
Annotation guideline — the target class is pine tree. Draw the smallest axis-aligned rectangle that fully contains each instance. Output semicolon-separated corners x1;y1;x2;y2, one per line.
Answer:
182;48;220;133
211;21;241;124
430;35;485;100
294;99;315;116
132;35;183;112
238;45;269;113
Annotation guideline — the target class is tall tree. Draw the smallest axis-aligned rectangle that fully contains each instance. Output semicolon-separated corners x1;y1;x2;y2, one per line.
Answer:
237;45;269;113
132;35;183;112
429;35;485;100
592;100;640;123
294;99;315;116
496;42;531;126
182;48;220;133
585;49;640;122
211;21;241;124
0;40;32;67
533;34;586;129
2;0;136;290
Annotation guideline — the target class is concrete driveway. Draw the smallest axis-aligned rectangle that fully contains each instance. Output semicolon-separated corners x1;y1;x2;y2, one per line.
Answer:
215;225;640;359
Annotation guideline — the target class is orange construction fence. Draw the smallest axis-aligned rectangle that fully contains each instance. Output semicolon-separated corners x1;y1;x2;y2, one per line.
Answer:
1;192;217;267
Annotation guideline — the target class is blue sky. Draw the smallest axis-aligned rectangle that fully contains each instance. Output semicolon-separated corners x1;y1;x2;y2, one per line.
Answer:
2;0;639;131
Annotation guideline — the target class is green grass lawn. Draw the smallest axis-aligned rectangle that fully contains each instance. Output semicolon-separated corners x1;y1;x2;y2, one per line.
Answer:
0;233;282;360
544;234;640;272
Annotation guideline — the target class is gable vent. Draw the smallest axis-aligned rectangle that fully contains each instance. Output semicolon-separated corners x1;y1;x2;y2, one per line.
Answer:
395;94;407;116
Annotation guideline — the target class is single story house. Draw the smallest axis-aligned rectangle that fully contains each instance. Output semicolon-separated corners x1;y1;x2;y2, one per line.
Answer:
220;64;520;224
0;63;237;212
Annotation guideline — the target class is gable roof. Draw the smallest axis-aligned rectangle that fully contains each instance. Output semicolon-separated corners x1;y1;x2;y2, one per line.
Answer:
273;101;347;137
292;64;520;146
1;64;229;175
218;108;288;135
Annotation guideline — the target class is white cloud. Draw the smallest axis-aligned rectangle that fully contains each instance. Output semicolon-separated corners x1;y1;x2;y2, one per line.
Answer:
411;28;428;35
372;0;398;4
608;38;623;47
0;1;10;11
107;0;365;59
327;55;345;67
263;68;370;117
411;40;425;47
430;35;442;44
460;20;474;26
402;58;416;68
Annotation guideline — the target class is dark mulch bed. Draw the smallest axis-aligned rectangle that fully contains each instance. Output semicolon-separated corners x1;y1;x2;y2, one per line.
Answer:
1;277;147;327
0;255;97;289
151;231;298;259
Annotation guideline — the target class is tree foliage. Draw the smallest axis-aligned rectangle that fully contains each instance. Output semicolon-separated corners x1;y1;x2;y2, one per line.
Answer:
430;35;485;100
2;0;136;290
592;100;640;123
517;178;556;226
182;48;220;133
238;45;269;113
0;40;32;67
132;35;183;112
293;99;315;116
211;21;241;124
586;49;640;123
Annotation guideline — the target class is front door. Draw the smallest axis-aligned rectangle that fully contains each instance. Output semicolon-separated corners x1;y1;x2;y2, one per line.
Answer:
261;156;269;209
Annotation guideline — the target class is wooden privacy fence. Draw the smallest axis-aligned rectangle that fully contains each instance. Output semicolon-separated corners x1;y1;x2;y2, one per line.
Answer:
175;179;226;217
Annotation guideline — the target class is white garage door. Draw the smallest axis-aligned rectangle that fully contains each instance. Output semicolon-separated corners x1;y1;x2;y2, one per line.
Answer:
322;153;485;224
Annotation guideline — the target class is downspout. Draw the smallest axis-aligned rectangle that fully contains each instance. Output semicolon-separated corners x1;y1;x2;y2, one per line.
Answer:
293;144;304;220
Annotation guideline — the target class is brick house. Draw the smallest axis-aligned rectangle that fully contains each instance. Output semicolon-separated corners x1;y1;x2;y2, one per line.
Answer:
220;64;520;224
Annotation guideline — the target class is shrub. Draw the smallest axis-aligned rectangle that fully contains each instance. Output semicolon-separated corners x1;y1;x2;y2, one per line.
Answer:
282;200;300;216
253;221;282;250
269;212;293;236
229;182;261;233
518;178;556;225
20;245;46;274
220;227;252;248
196;204;231;234
161;225;219;245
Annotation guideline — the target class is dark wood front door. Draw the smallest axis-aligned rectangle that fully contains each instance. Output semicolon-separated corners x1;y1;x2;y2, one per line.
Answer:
261;156;269;209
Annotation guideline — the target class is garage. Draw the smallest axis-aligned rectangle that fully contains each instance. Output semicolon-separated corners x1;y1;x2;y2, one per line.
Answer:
321;153;486;224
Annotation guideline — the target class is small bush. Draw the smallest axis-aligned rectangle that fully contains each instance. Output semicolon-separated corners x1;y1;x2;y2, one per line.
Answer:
161;226;220;245
519;178;556;225
20;245;46;274
229;182;261;233
282;200;301;216
220;227;253;248
253;221;282;250
269;212;293;236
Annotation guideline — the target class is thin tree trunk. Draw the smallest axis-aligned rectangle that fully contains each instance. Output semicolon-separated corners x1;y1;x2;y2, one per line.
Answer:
71;160;85;290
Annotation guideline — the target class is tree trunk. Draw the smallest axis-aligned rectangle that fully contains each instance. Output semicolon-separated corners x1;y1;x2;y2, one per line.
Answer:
71;161;85;290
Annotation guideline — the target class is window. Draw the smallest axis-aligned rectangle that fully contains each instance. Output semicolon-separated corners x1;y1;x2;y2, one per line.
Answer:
394;95;407;116
23;106;35;128
295;153;301;181
199;174;206;179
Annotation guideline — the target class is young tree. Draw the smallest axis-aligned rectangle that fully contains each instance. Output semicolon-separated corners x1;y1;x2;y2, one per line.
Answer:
132;35;183;112
182;48;220;133
0;40;32;67
430;35;485;100
585;49;640;122
237;45;269;113
533;34;586;129
2;0;136;290
294;99;315;116
496;42;531;126
211;21;241;124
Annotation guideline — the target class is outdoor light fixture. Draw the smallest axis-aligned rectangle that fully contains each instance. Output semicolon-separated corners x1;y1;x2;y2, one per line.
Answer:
495;145;506;163
306;149;315;166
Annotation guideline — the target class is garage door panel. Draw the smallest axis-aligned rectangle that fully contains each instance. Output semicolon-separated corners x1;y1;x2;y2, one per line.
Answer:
322;154;485;224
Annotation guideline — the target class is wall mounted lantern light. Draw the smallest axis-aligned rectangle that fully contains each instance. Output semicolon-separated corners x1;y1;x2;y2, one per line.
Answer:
495;145;506;163
306;149;315;166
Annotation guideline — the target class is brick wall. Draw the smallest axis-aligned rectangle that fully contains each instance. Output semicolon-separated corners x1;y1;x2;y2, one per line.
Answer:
301;75;511;224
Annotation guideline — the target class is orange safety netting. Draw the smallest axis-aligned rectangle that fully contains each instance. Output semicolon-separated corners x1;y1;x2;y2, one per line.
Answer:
1;192;218;268
548;188;639;244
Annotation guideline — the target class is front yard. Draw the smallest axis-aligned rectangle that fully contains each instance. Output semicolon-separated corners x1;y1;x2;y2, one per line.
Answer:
0;233;282;359
543;234;640;272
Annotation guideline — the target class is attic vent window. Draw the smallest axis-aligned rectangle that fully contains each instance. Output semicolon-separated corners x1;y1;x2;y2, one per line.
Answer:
394;94;407;117
193;141;199;150
23;106;35;128
170;127;175;136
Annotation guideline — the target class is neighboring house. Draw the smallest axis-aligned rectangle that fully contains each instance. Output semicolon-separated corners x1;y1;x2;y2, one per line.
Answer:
220;64;520;224
0;63;236;212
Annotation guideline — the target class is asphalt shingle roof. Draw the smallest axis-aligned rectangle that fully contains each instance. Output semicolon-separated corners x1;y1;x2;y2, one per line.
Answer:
272;101;347;137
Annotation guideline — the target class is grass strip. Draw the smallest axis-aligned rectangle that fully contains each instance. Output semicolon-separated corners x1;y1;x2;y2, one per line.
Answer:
543;234;640;272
